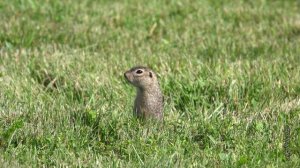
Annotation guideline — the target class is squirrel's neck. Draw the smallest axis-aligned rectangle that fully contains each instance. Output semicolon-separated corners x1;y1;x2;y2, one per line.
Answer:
137;83;161;96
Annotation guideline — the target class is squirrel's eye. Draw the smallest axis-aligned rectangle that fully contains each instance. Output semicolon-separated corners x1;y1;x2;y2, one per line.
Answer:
136;70;143;74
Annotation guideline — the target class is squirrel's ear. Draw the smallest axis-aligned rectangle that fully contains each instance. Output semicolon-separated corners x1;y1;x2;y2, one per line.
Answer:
149;72;153;78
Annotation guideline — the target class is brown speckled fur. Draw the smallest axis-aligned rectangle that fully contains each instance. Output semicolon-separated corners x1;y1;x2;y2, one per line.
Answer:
124;66;164;120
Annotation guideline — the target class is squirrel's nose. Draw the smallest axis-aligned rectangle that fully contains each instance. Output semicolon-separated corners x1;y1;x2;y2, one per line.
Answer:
124;72;128;79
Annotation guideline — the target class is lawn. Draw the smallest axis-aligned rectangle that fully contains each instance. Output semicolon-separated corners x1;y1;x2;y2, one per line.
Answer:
0;0;300;167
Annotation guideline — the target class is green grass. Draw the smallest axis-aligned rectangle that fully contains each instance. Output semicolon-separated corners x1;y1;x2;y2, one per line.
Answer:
0;0;300;167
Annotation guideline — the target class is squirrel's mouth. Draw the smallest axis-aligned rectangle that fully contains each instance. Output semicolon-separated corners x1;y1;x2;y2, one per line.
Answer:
124;72;131;82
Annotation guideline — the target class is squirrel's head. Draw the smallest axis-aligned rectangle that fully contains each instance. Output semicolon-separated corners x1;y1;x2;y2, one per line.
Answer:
124;66;158;90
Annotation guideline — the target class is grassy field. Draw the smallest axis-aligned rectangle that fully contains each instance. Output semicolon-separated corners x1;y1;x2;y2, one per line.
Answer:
0;0;300;167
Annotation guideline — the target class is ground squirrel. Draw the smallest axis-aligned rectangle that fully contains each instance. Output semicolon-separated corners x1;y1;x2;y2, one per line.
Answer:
124;66;164;120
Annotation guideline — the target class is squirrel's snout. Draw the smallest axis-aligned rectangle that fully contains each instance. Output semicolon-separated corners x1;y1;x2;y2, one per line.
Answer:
124;72;130;81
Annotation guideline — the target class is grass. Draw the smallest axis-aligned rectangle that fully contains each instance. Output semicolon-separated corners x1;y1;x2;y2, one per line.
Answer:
0;0;300;167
